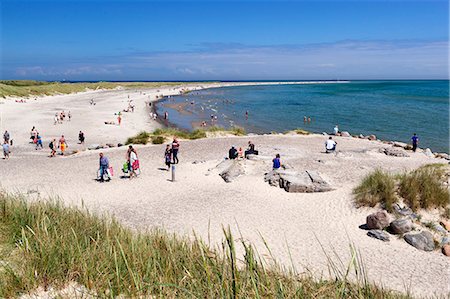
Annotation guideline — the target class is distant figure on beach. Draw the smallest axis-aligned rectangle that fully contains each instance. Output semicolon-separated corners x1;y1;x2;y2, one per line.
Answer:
411;133;419;152
228;146;238;159
35;134;43;150
272;154;281;170
117;114;122;126
3;141;10;159
30;126;38;142
308;117;311;123
68;111;71;121
325;136;337;153
98;153;110;182
127;146;139;179
49;139;56;157
201;121;207;127
164;111;169;120
245;111;249;120
172;138;180;164
3;130;10;144
238;147;244;159
334;125;339;136
164;145;172;170
54;114;59;125
78;131;85;144
304;116;307;122
245;141;258;158
59;135;67;155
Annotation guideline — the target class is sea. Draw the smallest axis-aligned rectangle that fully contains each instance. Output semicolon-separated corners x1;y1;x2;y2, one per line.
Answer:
156;80;449;153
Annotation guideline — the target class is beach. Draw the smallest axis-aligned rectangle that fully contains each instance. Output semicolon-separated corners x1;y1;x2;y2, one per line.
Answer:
0;83;449;297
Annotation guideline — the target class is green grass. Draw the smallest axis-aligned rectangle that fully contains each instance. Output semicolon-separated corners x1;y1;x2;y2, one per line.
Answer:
0;193;409;298
151;126;246;140
354;165;449;213
353;169;397;212
398;164;449;211
125;131;150;145
0;81;212;98
151;136;166;144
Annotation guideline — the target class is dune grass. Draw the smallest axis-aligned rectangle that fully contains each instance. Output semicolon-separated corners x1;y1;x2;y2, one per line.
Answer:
0;193;409;298
398;164;449;211
125;131;151;145
353;165;449;213
0;80;208;98
353;169;397;212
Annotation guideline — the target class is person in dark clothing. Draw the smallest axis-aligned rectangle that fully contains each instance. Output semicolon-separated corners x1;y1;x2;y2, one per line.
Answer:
99;152;110;182
245;141;258;158
164;144;172;170
79;131;85;144
411;133;419;152
272;154;281;170
228;146;238;159
172;138;180;164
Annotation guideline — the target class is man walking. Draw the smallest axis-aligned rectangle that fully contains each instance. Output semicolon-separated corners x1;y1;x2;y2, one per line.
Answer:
411;133;419;152
99;152;110;182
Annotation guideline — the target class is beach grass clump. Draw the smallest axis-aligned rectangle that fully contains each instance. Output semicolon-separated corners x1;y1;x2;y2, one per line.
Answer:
125;131;150;145
151;135;166;144
294;129;310;135
228;126;246;136
0;193;409;298
353;169;397;212
398;164;449;211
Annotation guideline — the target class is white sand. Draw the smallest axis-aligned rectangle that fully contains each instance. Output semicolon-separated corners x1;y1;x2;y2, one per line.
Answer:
0;84;448;297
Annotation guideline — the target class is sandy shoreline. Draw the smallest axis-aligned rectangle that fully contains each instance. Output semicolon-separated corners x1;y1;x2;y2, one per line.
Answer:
0;82;449;297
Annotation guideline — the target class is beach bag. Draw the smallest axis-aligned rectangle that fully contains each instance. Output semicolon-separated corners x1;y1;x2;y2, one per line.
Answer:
132;160;140;170
122;162;129;173
109;166;114;177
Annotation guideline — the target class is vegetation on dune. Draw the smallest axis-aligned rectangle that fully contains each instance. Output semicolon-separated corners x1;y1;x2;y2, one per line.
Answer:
353;164;449;212
0;80;211;98
0;193;410;298
353;169;397;212
125;131;151;145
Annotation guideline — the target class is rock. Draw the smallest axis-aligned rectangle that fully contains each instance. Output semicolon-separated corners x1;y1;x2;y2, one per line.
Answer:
106;143;115;148
380;147;409;157
367;134;377;141
393;203;413;216
88;144;101;150
192;160;205;164
117;143;123;147
272;170;332;193
341;131;351;137
404;231;435;251
424;148;433;157
389;218;413;234
219;161;245;183
440;220;450;231
441;237;450;246
393;141;408;148
443;244;450;256
435;153;450;160
322;132;328;136
434;224;447;234
367;230;390;242
366;210;390;229
404;144;413;150
358;134;365;139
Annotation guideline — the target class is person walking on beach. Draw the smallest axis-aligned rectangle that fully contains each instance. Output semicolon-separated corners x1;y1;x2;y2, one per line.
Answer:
3;130;10;144
126;146;139;179
98;152;110;182
49;139;56;157
68;111;71;121
172;138;180;164
117;114;122;126
54;114;59;125
35;133;43;150
78;131;85;144
59;135;67;155
3;141;10;159
164;144;172;171
272;154;281;170
411;133;419;152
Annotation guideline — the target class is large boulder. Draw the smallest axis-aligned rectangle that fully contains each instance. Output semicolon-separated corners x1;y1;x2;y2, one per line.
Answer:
393;141;408;148
381;147;409;157
268;169;332;193
389;218;413;234
219;161;245;183
404;231;435;251
367;134;377;141
424;148;434;157
367;230;390;242
341;131;351;137
366;211;390;229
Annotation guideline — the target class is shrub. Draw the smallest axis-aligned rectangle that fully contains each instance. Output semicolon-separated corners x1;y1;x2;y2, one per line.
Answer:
126;131;150;145
398;165;449;211
229;126;246;136
151;136;165;144
353;169;397;212
294;129;310;135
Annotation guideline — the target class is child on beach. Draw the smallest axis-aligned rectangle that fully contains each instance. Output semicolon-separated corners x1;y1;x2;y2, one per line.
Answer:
59;135;67;155
35;134;43;150
164;145;172;170
2;141;10;159
49;139;56;157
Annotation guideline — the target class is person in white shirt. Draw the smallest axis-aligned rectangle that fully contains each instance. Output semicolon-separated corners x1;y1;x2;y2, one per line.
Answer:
325;136;337;153
333;125;339;135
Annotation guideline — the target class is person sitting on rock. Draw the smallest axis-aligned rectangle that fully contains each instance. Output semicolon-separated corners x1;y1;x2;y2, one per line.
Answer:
325;136;337;153
245;141;258;158
272;154;281;170
228;146;238;159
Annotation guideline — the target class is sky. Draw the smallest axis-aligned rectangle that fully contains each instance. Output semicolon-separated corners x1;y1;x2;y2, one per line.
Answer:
1;0;448;81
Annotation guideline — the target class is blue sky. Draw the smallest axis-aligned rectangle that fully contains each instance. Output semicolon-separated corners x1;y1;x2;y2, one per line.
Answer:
1;0;448;80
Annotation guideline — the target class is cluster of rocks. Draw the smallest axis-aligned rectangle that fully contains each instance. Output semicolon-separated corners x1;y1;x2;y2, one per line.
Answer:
364;207;450;256
264;169;332;193
87;143;123;151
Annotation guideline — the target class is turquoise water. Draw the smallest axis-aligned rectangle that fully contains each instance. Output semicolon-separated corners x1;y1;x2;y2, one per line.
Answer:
157;81;449;153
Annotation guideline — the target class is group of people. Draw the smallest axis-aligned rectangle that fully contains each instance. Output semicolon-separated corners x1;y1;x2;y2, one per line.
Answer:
3;130;11;159
98;145;142;182
164;138;180;170
54;111;71;125
228;141;258;160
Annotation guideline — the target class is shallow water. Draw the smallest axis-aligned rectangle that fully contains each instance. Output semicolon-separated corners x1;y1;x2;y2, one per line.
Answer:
157;81;449;153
